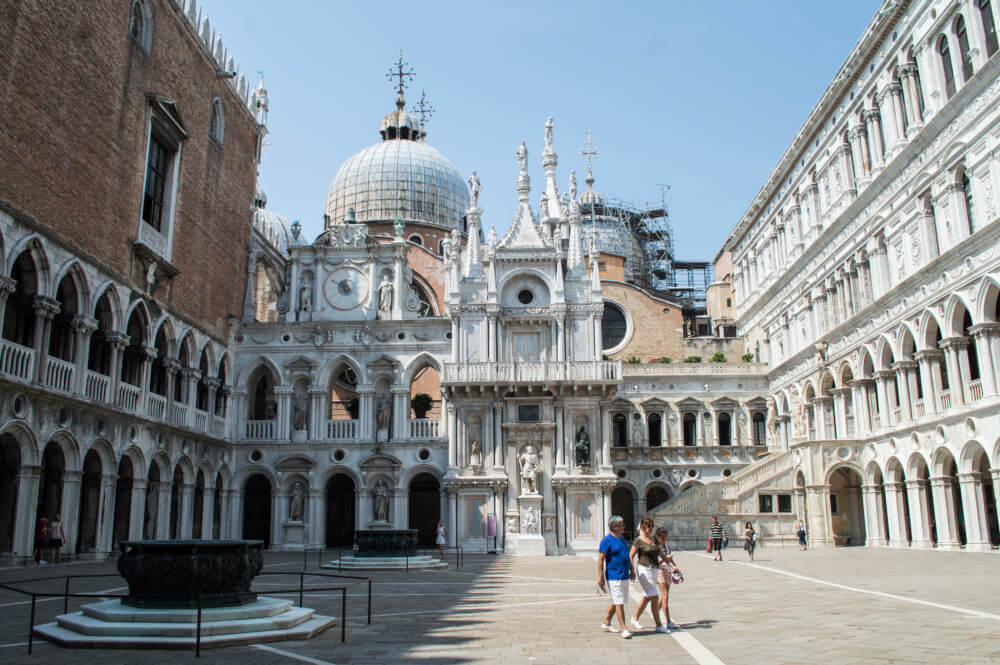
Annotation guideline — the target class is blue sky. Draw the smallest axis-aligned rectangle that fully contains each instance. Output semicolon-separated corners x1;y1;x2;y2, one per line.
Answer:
203;1;879;263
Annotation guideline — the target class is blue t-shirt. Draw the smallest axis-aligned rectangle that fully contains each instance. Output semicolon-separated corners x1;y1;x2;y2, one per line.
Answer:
599;533;631;580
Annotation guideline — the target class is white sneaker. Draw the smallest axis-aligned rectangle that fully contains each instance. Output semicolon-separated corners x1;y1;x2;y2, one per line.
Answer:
655;625;669;634
621;630;633;639
601;623;619;633
667;620;681;630
630;619;643;630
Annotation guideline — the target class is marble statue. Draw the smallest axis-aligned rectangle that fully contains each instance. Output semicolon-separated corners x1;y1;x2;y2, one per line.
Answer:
299;283;311;312
574;425;591;466
544;117;553;150
569;170;577;201
470;439;482;467
521;506;537;534
516;140;528;174
468;171;481;208
292;392;307;431
373;480;390;522
518;445;540;495
377;274;393;317
289;481;304;521
632;417;644;446
377;398;391;436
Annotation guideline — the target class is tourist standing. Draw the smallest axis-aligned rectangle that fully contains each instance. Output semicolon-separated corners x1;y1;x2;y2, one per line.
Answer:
743;521;756;562
435;519;447;557
797;519;807;550
48;514;65;564
598;515;635;638
655;527;682;631
33;515;48;565
629;517;667;634
709;516;727;561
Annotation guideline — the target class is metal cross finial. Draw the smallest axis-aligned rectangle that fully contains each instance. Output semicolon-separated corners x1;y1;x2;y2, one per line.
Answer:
387;50;415;95
414;90;434;129
579;129;599;171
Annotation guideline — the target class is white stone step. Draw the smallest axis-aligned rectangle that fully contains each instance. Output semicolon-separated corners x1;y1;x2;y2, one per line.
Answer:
82;597;293;623
323;555;448;570
33;614;336;650
57;606;316;637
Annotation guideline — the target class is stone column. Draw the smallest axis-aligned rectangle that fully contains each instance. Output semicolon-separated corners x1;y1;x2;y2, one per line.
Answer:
60;469;82;555
877;84;903;157
600;402;612;469
307;486;322;546
155;482;172;540
882;481;909;548
554;403;565;471
392;387;409;442
128;477;148;541
493;400;504;471
969;324;1000;396
915;350;942;414
904;479;933;548
70;315;98;396
891;361;915;422
199;479;215;539
13;465;41;557
393;487;407;529
863;107;884;170
0;276;16;337
447;403;458;471
958;472;991;551
358;385;375;441
875;371;892;428
813;397;830;439
177;482;194;539
487;313;497;362
861;484;888;547
830;389;848;438
849;380;870;435
179;367;200;427
97;472;117;554
309;384;326;440
593;313;603;362
138;345;157;418
204;377;221;430
31;295;59;384
992;468;1000;544
805;485;831;547
848;125;869;183
898;63;924;129
940;338;968;406
274;385;294;440
930;476;962;549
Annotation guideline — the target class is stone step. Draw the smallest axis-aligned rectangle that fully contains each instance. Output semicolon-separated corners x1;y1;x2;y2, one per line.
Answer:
34;614;336;650
323;555;448;571
57;606;316;637
82;597;294;623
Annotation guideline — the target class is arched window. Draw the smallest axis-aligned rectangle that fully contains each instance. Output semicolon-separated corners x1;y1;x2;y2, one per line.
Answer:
955;16;975;81
438;240;445;256
752;413;766;446
209;98;225;144
940;36;957;98
981;0;999;57
128;0;152;55
612;414;627;447
408;234;423;246
647;413;661;446
963;172;976;233
682;413;697;446
718;413;732;446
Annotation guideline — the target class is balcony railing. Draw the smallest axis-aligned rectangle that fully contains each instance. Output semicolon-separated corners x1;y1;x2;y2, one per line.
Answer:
326;419;357;440
914;400;926;418
85;371;109;402
938;390;952;410
44;356;74;392
117;383;140;412
172;402;188;426
871;413;881;429
246;419;276;440
845;415;855;436
969;379;983;402
409;418;440;440
211;415;226;437
442;360;620;384
891;407;902;424
0;340;34;381
193;409;208;432
146;393;167;420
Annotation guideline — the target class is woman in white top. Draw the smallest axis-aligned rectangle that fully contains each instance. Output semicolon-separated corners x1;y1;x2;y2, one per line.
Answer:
48;514;66;564
435;519;447;557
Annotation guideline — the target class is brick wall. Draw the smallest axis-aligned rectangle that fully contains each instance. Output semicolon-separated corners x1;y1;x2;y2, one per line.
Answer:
0;0;257;340
602;282;685;362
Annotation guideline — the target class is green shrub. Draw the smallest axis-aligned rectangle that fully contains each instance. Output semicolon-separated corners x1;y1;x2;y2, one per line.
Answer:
741;353;755;362
710;352;726;363
683;355;702;363
410;393;433;417
657;356;672;363
627;356;642;364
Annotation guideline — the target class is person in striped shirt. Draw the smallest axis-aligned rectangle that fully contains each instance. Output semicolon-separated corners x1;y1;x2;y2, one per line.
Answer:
709;516;727;561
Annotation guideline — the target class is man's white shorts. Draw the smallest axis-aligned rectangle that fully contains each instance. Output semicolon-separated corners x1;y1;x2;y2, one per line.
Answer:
607;579;629;605
636;565;659;598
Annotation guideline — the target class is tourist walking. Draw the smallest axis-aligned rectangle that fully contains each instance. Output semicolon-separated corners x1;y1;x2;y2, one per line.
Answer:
655;526;682;631
33;515;48;565
797;519;807;550
709;516;727;561
743;521;756;562
48;514;65;564
598;515;635;638
629;517;667;634
435;519;447;557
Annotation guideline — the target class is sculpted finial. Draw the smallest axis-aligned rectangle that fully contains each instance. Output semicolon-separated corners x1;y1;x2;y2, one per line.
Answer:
517;141;528;176
544;117;554;151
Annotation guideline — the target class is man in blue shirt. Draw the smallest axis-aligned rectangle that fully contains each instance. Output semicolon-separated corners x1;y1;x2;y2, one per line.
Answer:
598;515;635;638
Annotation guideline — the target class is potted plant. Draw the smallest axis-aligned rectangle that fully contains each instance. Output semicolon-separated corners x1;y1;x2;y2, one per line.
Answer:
410;393;433;419
346;397;359;419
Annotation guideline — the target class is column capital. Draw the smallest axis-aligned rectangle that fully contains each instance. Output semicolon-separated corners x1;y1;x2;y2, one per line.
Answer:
849;378;875;388
180;366;201;380
106;331;130;350
202;377;222;389
0;276;16;298
958;472;982;483
71;314;99;335
939;336;970;351
904;478;929;489
891;360;918;371
914;349;943;362
274;385;294;396
874;370;895;380
141;345;158;361
33;295;60;318
968;322;1000;338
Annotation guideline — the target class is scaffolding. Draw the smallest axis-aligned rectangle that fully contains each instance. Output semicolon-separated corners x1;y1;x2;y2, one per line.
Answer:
580;198;674;291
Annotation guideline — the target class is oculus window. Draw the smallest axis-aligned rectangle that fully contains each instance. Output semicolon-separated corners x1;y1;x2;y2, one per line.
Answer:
602;301;628;350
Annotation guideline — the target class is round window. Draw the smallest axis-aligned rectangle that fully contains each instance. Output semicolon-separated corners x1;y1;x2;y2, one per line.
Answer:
602;302;628;350
249;449;263;463
517;289;534;305
333;449;346;462
418;448;431;461
616;469;627;478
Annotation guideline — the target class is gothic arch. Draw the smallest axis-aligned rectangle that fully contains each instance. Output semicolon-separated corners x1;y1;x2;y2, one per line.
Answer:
401;352;443;386
959;440;990;474
874;336;895;370
120;444;148;478
317;353;366;387
918;310;945;351
895;323;918;359
931;446;960;477
0;421;39;466
173;455;195;484
401;464;442;487
884;456;906;483
52;260;91;316
152;317;177;357
238;356;284;388
177;330;198;367
857;347;876;377
975;276;1000;323
7;235;52;297
865;460;885;485
943;294;975;336
123;300;153;348
838;361;854;387
44;429;81;471
91;282;123;331
905;451;932;478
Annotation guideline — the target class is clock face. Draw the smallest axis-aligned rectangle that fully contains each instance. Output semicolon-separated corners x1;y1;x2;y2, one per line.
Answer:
324;267;369;310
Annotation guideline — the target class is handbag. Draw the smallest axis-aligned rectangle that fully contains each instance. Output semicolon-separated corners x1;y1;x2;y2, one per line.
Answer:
705;538;712;553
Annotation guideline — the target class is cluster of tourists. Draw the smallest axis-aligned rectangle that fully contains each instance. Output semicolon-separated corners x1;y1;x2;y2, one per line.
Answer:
32;514;66;565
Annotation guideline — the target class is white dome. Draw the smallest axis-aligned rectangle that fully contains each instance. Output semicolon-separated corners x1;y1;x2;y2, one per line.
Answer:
325;139;470;230
252;206;290;253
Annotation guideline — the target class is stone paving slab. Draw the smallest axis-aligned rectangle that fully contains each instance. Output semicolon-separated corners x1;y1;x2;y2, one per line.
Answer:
0;547;997;664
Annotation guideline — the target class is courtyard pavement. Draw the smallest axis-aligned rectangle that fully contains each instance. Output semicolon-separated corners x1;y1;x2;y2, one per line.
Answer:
0;543;997;665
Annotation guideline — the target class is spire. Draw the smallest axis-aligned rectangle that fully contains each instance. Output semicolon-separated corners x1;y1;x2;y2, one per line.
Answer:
541;117;562;237
380;52;420;140
578;129;602;205
516;140;530;202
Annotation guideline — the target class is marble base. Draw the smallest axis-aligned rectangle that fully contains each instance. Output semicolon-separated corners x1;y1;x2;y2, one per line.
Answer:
282;521;306;550
291;429;307;443
508;534;546;555
323;555;447;571
33;597;335;650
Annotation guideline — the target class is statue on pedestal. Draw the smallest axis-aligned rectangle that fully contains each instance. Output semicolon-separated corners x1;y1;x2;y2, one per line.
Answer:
574;425;591;466
377;275;393;318
373;480;390;522
469;439;482;467
289;481;304;521
377;398;391;441
518;445;540;495
292;392;307;431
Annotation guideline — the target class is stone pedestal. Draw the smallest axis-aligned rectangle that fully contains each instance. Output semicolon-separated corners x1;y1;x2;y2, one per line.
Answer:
282;520;305;550
508;494;545;555
291;429;307;443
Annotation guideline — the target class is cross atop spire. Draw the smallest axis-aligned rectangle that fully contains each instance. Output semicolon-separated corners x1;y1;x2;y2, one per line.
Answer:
579;129;599;173
413;90;434;137
387;50;415;98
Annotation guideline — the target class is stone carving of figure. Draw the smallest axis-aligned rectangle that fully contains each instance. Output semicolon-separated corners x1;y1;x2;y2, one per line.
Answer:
470;439;482;467
289;481;304;521
521;506;537;534
293;392;308;431
299;283;311;312
766;401;778;441
670;468;681;486
377;398;391;436
632;417;644;446
793;397;806;437
394;215;405;238
569;170;577;202
373;480;390;522
516;140;528;175
544;117;554;150
377;274;393;318
575;425;591;466
518;445;540;495
468;171;482;209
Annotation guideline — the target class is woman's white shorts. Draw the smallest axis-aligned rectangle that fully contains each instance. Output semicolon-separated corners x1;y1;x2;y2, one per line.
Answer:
636;565;659;598
607;579;629;605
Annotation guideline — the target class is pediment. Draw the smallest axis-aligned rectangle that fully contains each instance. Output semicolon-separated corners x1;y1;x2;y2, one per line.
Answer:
359;453;403;470
675;397;705;409
275;454;316;471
